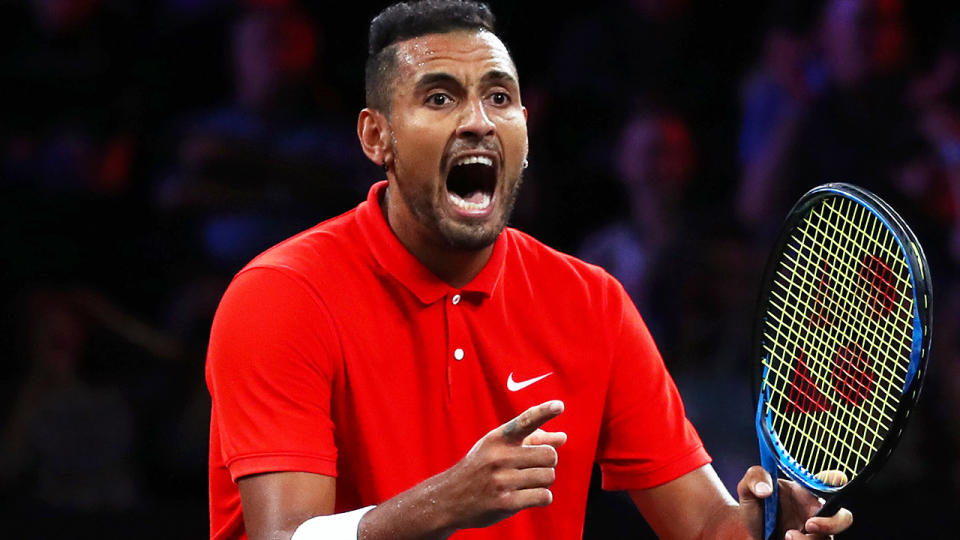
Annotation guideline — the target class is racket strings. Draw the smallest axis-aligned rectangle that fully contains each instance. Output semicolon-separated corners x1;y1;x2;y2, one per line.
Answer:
772;199;905;475
768;204;909;415
767;253;909;412
762;196;915;481
795;205;914;347
767;266;908;399
813;200;913;401
771;198;911;476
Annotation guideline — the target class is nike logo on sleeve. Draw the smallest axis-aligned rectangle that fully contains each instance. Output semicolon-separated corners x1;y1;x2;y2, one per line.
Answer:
506;371;553;392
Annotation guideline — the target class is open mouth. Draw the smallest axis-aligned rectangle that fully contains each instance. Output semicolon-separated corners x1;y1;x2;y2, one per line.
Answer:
446;155;497;215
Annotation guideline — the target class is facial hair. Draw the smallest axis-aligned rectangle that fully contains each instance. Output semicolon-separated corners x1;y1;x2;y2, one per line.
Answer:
389;130;525;251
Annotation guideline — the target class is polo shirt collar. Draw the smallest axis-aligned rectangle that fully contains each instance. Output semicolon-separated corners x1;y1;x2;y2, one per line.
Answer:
356;181;506;305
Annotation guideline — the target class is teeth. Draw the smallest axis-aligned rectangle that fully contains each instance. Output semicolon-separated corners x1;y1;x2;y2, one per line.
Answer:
454;155;494;167
448;191;492;211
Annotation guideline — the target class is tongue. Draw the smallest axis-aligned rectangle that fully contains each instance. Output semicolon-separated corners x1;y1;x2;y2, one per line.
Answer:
461;190;488;204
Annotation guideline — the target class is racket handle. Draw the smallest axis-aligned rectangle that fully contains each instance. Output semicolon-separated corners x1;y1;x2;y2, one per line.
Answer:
758;443;779;539
756;401;780;540
762;480;778;540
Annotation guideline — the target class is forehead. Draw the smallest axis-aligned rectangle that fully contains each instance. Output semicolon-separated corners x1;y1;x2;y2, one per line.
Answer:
392;30;518;85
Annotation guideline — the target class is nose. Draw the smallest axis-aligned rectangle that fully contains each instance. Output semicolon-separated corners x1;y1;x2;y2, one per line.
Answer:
456;97;496;139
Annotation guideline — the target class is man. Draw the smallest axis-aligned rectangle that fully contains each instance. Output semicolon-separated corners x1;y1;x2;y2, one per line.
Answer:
206;2;854;539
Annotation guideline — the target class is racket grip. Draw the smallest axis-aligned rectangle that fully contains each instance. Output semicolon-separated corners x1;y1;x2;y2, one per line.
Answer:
761;466;779;540
757;401;779;540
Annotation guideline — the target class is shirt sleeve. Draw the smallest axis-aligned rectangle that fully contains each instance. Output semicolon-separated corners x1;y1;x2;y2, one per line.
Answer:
595;280;711;490
206;265;341;482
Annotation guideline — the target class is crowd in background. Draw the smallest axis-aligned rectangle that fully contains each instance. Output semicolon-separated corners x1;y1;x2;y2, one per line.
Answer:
1;0;958;537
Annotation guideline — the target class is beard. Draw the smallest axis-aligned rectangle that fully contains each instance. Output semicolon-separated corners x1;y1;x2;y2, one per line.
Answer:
388;129;526;251
398;169;524;251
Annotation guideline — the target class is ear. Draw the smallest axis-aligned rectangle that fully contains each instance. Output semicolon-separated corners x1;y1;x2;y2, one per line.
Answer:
357;108;392;169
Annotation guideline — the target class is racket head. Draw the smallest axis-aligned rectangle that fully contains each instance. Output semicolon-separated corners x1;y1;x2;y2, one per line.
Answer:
753;182;932;499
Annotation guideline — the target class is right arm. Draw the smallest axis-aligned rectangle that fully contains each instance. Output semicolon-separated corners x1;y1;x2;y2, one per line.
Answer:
238;401;567;540
239;472;336;540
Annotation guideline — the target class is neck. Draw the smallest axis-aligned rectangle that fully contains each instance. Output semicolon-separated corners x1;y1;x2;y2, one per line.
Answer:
382;186;494;288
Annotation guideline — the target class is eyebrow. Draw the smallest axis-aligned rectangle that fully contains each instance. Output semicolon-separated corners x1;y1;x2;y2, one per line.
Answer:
415;72;461;92
414;70;519;92
481;70;518;87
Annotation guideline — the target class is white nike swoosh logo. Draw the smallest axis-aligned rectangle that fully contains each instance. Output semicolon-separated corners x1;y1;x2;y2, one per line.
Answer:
507;371;553;392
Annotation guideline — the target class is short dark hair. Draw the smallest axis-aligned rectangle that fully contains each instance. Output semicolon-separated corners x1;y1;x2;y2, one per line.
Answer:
364;0;497;113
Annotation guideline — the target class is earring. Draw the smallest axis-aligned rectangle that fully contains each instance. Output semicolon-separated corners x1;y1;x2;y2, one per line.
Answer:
522;158;529;169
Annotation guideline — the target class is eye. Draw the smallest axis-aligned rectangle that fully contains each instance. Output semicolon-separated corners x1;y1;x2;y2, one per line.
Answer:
427;93;452;107
489;92;511;106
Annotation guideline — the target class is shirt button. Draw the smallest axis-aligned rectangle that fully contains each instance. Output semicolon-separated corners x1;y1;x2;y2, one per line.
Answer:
453;348;465;361
452;294;461;305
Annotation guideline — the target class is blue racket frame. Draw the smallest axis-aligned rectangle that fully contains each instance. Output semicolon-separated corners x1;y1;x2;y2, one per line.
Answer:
752;183;932;539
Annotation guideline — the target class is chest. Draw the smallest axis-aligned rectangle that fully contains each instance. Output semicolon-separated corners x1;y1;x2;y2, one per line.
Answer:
326;276;613;498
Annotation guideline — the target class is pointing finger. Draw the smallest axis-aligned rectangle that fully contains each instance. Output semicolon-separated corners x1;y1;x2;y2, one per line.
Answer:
501;400;564;444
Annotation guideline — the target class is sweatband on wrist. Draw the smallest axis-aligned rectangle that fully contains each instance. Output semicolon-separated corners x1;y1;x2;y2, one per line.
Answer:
291;506;375;540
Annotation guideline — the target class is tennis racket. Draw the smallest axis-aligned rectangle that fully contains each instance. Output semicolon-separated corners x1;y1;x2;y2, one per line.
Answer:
752;183;932;539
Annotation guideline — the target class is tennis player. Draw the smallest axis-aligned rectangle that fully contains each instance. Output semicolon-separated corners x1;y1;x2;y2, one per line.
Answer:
206;1;855;539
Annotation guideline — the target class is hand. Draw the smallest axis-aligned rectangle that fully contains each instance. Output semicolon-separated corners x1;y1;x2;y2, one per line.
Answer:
357;400;567;540
737;466;854;539
434;400;567;532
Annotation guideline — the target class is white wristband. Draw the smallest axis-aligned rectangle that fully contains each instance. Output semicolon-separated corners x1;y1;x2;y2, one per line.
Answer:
290;506;375;540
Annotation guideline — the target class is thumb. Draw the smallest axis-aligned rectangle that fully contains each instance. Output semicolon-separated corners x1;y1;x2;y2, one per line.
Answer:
737;465;774;504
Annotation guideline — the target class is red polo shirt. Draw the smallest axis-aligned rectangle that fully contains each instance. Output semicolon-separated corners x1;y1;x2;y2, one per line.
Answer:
206;181;709;539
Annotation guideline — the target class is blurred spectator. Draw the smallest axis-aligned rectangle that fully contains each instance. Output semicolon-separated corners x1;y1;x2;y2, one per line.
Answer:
898;13;960;266
0;286;197;535
1;0;139;193
739;0;924;240
518;1;697;253
0;0;155;310
153;4;361;271
577;109;694;313
577;108;702;358
737;0;826;230
0;289;148;517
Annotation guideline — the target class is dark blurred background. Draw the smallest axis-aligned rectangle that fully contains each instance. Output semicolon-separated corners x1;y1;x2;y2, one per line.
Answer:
1;0;958;537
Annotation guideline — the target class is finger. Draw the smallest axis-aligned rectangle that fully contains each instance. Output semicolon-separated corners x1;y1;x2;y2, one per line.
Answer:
785;529;837;540
522;429;567;448
501;467;556;490
503;487;553;510
784;531;827;540
779;478;823;518
803;507;853;535
500;400;564;444
736;465;774;503
507;444;558;469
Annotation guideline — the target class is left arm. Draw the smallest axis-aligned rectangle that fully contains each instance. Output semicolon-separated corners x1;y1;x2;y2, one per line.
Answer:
628;464;853;540
596;278;852;537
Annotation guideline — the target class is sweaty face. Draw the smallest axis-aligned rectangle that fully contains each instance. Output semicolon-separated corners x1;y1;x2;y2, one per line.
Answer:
384;30;528;251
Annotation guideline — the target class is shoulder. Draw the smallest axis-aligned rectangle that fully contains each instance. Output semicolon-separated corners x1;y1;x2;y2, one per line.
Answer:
241;207;365;280
503;227;626;298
